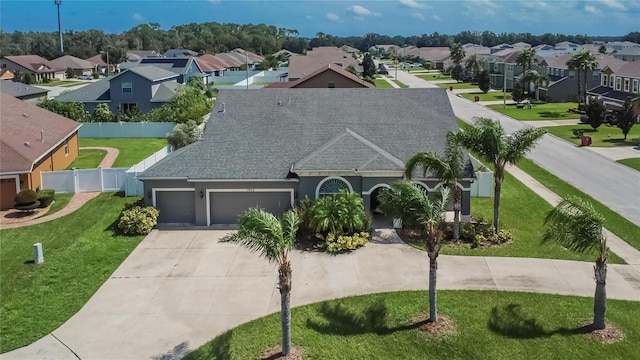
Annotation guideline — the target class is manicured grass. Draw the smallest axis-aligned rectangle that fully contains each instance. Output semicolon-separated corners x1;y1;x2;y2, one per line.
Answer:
487;102;581;120
543;124;640;147
373;79;394;88
42;192;74;217
79;138;168;168
38;80;82;87
0;193;144;352
437;82;479;90
417;73;452;81
618;158;640;171
66;149;106;169
186;290;640;360
60;82;89;87
461;92;508;102
518;158;640;251
392;79;407;88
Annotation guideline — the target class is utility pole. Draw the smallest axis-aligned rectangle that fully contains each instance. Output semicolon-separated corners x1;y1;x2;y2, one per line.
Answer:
54;0;64;53
503;62;507;109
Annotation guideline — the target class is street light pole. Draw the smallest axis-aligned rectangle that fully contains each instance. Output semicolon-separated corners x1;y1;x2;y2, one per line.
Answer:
54;0;64;53
503;62;507;109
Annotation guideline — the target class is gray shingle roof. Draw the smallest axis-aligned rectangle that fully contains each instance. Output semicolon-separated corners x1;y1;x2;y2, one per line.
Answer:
126;66;180;81
55;78;111;102
0;80;48;98
151;82;181;102
140;88;471;180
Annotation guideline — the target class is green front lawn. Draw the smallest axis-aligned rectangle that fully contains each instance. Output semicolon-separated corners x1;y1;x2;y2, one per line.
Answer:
0;193;144;352
66;149;106;169
60;82;89;87
79;138;168;168
417;73;452;81
186;291;639;360
543;125;640;147
487;102;581;120
392;79;407;88
373;79;394;88
438;82;479;90
517;158;640;252
38;80;83;87
617;158;640;171
461;92;507;102
43;192;74;217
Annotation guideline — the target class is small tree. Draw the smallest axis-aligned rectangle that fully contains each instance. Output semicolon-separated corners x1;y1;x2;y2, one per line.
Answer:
362;53;376;78
511;82;525;103
38;99;89;122
450;64;463;83
478;70;491;93
598;45;607;54
345;65;357;75
65;67;75;79
618;97;636;140
166;120;203;149
23;73;35;84
92;103;113;122
585;96;606;130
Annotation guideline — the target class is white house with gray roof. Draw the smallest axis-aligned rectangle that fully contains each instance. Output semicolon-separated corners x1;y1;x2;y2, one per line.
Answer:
138;88;474;226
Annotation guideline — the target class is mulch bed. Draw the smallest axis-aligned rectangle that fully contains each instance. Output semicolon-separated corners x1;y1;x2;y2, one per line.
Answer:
580;321;625;344
396;228;507;249
412;314;457;338
262;346;304;360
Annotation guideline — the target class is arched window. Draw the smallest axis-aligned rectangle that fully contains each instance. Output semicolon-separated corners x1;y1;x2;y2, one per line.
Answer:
316;177;352;198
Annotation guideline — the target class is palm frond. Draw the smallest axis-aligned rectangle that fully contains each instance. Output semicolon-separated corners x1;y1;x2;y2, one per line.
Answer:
280;209;300;250
221;208;285;264
543;197;605;254
504;127;546;164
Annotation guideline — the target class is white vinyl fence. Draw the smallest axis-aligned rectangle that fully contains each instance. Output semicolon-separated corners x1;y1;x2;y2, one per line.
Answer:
41;146;172;196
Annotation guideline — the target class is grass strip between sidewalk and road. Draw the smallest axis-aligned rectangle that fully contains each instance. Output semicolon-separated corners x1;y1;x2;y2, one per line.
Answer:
0;193;144;352
617;158;640;171
185;290;639;360
79;138;168;168
373;79;394;88
517;158;640;252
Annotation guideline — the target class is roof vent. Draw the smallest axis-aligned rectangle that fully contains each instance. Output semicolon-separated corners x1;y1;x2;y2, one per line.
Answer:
278;100;282;106
40;130;44;143
22;113;28;117
24;141;30;147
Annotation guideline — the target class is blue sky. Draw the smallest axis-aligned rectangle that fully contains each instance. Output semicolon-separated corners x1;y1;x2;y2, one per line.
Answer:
1;0;639;37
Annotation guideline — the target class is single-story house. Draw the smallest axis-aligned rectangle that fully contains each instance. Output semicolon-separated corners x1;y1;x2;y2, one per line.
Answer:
138;88;474;226
0;55;65;82
49;55;95;77
0;93;80;210
265;64;373;89
85;54;116;75
288;46;362;81
0;80;49;102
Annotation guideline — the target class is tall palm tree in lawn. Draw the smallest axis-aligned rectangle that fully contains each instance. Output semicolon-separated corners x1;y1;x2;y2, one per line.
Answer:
543;197;608;330
580;51;598;107
449;42;465;66
405;132;465;240
523;69;549;101
464;54;483;82
516;48;536;94
456;118;546;232
566;54;583;106
221;208;300;356
378;181;450;322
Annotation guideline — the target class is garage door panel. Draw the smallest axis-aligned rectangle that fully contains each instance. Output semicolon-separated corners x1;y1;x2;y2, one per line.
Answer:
156;191;195;224
1;179;18;211
210;192;292;225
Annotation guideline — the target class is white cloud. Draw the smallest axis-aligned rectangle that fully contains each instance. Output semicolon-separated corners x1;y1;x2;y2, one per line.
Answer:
584;5;598;13
207;0;221;3
305;15;313;19
433;14;442;21
464;0;498;16
132;13;144;21
598;0;626;10
399;0;426;9
326;12;340;21
411;12;425;20
348;5;372;16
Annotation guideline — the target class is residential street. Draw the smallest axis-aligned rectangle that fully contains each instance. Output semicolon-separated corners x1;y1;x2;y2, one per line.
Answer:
395;70;640;226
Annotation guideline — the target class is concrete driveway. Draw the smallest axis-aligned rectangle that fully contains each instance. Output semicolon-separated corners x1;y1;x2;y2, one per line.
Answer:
5;227;640;360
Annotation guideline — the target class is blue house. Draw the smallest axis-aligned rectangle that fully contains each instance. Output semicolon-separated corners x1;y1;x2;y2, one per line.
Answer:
138;57;203;84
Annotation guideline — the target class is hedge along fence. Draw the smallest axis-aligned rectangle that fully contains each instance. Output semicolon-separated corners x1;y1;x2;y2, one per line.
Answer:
79;122;175;138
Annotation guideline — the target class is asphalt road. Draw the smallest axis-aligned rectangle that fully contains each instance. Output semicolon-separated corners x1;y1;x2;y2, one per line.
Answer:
395;70;640;226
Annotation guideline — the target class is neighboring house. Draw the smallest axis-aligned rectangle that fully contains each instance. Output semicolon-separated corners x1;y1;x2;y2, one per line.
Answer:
265;64;373;89
50;55;95;77
341;45;361;55
588;61;640;120
538;54;626;103
126;50;162;62
611;48;640;62
482;49;527;91
164;49;199;58
0;68;15;80
0;55;65;82
56;65;181;114
0;80;49;102
273;49;296;59
374;44;400;57
0;93;80;210
195;54;228;77
85;54;115;75
406;47;451;70
606;41;640;52
288;46;361;81
135;57;204;84
138;88;474;226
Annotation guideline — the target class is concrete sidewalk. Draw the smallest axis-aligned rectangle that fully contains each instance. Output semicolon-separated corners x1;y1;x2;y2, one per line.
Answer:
4;228;639;360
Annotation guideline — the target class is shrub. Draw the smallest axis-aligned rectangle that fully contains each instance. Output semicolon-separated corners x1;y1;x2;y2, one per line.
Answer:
41;77;51;84
309;191;366;236
14;189;40;210
117;205;159;235
37;189;56;208
494;229;513;244
294;196;315;235
325;232;370;253
92;72;100;79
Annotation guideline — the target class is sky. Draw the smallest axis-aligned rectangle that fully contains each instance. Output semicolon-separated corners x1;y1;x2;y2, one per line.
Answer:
1;0;639;37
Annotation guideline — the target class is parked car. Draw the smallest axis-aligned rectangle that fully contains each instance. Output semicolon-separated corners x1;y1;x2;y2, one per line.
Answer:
579;110;620;125
78;74;94;80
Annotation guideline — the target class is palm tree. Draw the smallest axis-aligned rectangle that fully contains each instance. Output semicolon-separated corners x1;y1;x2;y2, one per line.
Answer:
523;69;549;101
543;197;608;330
516;48;536;93
221;208;300;356
449;42;465;66
456;118;546;232
378;181;450;322
405;132;465;240
464;54;483;82
580;51;598;106
566;54;582;106
618;97;636;140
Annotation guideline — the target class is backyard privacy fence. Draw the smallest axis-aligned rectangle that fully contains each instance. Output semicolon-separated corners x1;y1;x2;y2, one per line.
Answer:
79;122;175;138
41;146;172;196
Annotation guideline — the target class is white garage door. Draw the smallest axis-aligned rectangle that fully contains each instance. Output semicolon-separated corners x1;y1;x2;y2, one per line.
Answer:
155;190;196;224
209;191;293;225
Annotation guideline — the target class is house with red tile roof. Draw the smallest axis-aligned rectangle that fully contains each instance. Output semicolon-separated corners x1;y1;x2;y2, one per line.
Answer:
0;93;81;210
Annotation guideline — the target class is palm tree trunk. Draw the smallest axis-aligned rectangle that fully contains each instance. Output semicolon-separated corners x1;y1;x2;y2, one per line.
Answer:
493;171;503;232
593;259;607;330
576;70;582;107
279;261;292;355
428;254;438;322
453;187;461;240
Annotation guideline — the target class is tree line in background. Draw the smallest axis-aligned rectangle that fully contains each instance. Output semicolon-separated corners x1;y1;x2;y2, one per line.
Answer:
2;21;638;60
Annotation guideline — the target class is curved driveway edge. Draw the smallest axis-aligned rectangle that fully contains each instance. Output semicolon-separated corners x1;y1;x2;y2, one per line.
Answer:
4;228;639;360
